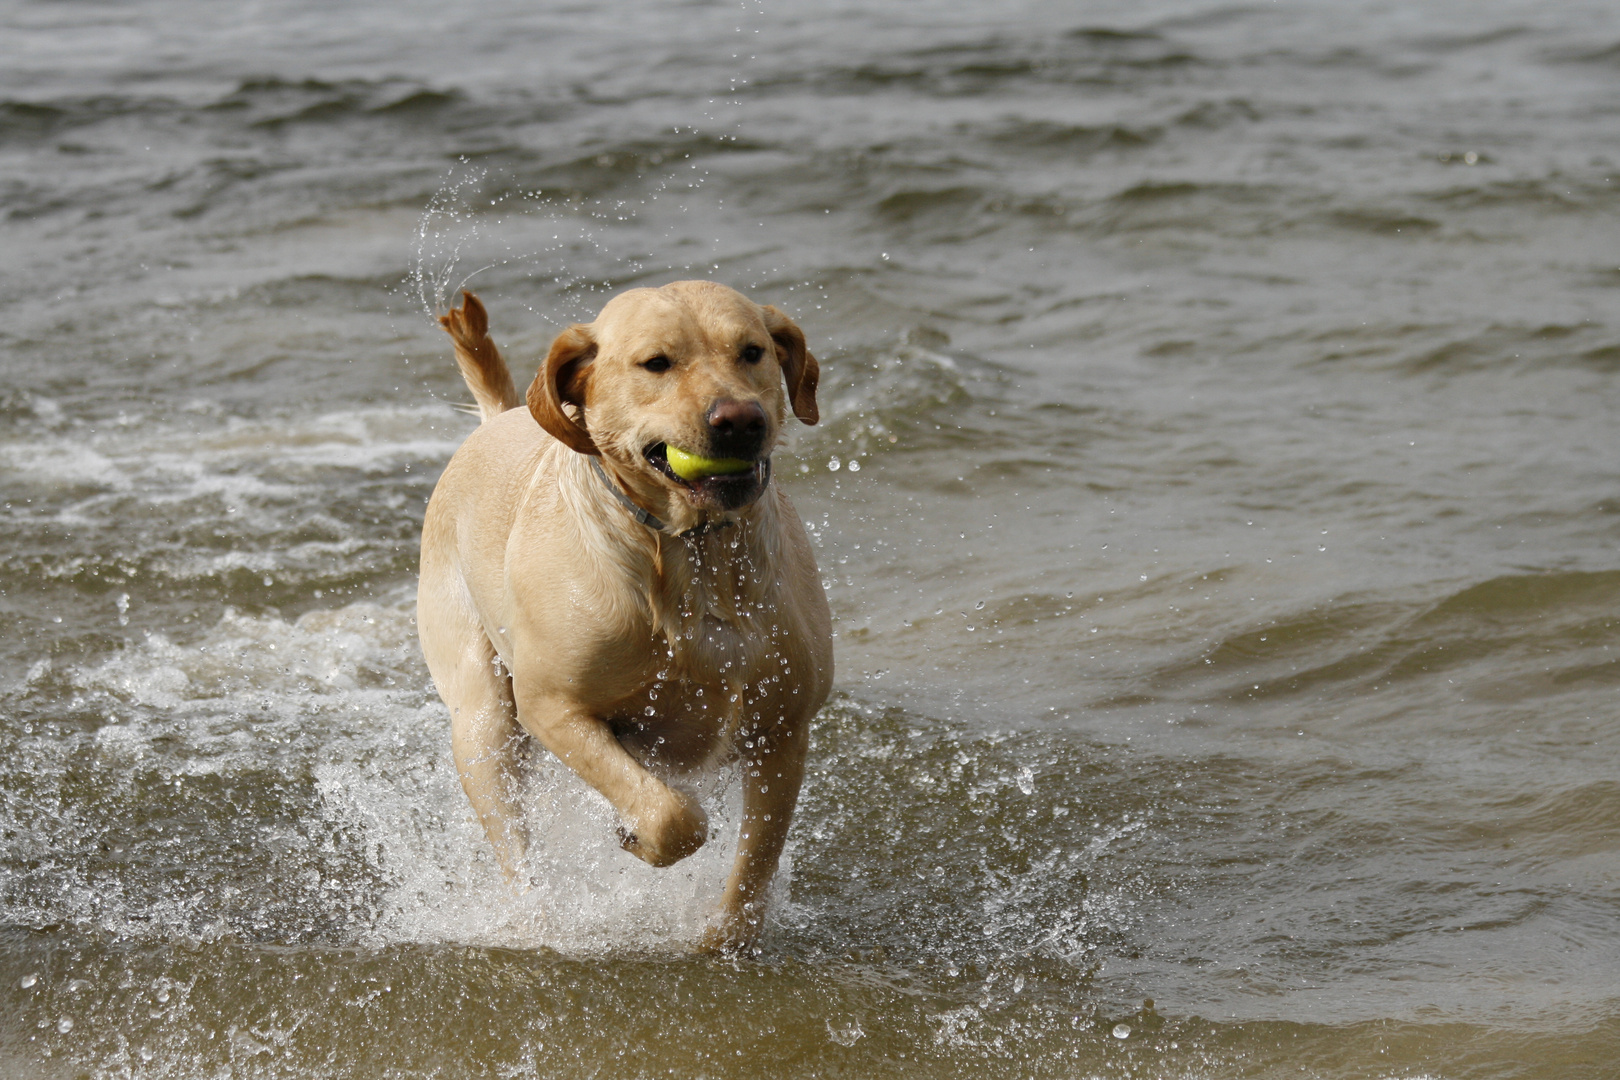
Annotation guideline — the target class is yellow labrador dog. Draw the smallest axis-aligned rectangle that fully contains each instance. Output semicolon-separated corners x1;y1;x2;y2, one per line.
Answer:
417;281;832;951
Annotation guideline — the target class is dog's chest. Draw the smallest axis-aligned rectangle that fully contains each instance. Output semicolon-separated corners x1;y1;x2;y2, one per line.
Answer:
608;552;796;767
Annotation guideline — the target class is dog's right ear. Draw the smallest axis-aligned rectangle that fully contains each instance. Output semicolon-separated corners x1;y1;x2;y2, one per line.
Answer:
528;324;600;455
761;305;819;426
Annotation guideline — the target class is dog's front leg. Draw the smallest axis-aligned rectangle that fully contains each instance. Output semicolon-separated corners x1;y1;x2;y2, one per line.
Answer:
513;683;709;868
701;719;809;953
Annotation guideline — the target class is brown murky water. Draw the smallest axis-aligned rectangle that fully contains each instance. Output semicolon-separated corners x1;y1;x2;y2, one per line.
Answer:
3;1;1619;1076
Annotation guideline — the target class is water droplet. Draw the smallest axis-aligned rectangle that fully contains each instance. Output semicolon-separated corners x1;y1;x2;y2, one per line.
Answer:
1016;766;1035;795
975;600;985;610
826;1019;865;1046
1112;1023;1131;1039
644;706;656;716
827;456;841;471
19;973;37;989
156;988;170;1003
57;1017;74;1034
847;459;860;472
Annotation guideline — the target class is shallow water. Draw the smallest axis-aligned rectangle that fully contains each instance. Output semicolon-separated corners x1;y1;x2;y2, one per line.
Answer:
3;0;1619;1076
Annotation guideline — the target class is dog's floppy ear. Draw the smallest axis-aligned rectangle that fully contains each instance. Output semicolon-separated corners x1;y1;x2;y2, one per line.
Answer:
528;323;600;455
761;305;819;425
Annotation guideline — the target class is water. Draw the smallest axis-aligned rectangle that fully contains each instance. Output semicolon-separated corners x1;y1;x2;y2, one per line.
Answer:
3;0;1618;1075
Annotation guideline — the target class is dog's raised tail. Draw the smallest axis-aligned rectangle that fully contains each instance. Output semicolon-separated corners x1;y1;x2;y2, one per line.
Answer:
440;291;524;422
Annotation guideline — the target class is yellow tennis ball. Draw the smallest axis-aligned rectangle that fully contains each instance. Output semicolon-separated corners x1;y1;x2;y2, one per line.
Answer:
665;445;753;480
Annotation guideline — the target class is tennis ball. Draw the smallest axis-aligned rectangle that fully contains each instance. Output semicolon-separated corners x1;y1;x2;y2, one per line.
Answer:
665;445;753;480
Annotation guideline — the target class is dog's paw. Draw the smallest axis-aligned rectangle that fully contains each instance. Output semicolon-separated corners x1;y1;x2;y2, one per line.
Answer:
696;904;764;956
619;789;708;867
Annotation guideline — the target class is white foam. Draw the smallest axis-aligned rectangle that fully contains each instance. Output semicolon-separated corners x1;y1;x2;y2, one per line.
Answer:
2;402;468;516
0;439;130;491
329;752;747;953
61;598;766;954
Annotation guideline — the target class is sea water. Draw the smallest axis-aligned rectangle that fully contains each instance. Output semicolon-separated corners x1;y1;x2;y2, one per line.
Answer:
2;1;1619;1076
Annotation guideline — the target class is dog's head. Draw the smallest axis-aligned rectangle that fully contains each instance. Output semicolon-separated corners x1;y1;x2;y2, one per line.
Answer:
528;280;819;516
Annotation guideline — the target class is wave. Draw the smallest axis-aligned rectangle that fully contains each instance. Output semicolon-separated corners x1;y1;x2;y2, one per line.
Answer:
0;77;474;145
772;29;1206;98
0;402;465;613
222;78;472;130
984;120;1160;155
781;332;1022;469
1420;177;1609;213
1395;323;1620;375
1548;40;1620;66
0;95;176;143
1141;569;1620;709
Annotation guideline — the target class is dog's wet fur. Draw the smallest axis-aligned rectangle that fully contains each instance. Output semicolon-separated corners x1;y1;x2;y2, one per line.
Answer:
417;282;832;951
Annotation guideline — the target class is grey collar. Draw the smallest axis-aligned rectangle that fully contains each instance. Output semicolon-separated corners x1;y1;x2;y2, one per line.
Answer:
590;456;766;538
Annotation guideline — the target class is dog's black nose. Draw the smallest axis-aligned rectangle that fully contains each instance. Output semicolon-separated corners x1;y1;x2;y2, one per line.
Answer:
707;399;766;436
706;400;768;458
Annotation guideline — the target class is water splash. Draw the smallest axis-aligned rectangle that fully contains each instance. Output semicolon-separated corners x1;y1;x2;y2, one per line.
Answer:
5;598;769;955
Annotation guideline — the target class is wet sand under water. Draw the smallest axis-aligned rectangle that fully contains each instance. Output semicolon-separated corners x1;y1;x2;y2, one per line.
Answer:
2;1;1619;1077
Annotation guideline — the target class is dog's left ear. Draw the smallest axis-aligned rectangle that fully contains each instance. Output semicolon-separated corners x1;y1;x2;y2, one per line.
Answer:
761;305;819;425
529;323;600;455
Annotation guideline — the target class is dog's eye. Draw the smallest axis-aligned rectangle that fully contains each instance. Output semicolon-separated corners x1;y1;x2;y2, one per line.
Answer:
641;355;672;373
741;344;764;364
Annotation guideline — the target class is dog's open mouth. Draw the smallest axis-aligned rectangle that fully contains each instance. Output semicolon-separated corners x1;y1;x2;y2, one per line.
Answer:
645;442;770;509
